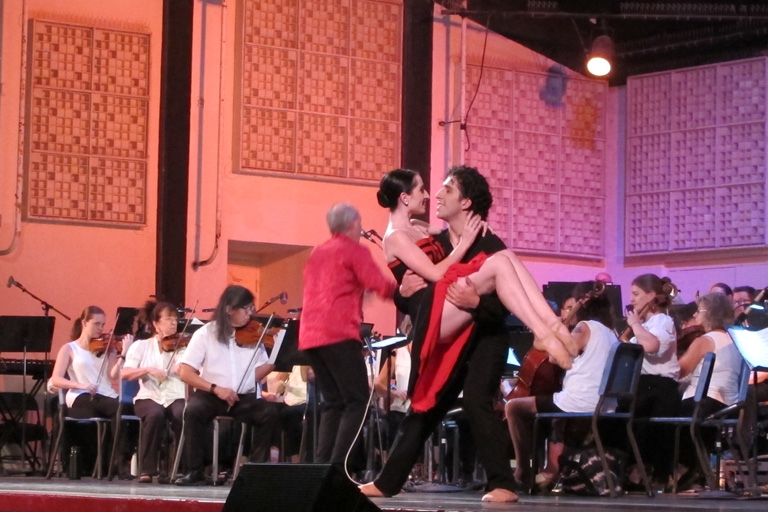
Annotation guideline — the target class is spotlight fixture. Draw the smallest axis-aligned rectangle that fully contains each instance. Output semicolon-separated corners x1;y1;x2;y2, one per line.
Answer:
586;34;614;77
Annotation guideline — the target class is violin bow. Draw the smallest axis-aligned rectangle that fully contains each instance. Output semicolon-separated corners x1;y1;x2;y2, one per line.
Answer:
231;313;275;407
164;300;198;374
93;313;121;400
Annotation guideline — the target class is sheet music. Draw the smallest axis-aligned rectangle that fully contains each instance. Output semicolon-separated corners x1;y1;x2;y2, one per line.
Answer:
728;326;768;371
267;328;286;365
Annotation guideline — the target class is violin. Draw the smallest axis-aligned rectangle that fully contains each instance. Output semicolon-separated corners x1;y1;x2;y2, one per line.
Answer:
88;334;124;356
161;332;192;352
235;317;277;348
619;281;677;343
677;325;705;356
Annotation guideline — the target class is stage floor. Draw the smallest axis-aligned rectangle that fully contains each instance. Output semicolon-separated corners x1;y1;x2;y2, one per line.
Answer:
0;476;766;512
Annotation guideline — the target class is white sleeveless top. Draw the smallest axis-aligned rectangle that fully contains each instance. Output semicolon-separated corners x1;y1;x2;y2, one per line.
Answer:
65;341;118;407
554;320;617;413
683;330;743;404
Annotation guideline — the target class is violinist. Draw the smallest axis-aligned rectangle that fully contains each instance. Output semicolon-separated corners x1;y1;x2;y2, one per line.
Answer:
175;285;279;486
121;302;186;483
623;274;680;487
505;281;617;493
50;306;132;477
675;292;743;490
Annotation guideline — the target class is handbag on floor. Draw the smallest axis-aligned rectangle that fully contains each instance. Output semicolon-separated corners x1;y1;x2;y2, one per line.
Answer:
559;445;625;496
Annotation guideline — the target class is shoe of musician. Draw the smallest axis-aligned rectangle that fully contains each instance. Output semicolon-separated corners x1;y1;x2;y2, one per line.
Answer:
481;488;519;502
174;469;207;486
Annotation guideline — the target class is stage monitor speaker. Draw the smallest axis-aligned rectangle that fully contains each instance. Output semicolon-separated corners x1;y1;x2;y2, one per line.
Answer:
223;463;381;512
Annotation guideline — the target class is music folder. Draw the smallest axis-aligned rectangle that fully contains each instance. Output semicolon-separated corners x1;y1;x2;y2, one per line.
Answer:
728;326;768;371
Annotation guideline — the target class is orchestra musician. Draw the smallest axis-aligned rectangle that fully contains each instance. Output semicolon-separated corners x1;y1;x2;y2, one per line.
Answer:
363;167;575;503
623;274;680;487
49;306;133;477
505;281;617;493
298;203;396;473
675;292;743;490
174;285;279;486
120;301;186;483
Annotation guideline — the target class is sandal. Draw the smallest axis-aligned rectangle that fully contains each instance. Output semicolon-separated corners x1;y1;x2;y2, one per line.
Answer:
138;474;153;484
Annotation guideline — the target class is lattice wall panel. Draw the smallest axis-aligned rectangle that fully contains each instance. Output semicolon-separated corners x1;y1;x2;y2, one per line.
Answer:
298;53;349;115
24;20;149;226
297;113;347;177
626;57;768;256
511;190;557;253
243;0;299;48
465;65;606;258
242;46;298;109
238;0;401;181
348;119;399;181
560;195;603;256
240;108;297;173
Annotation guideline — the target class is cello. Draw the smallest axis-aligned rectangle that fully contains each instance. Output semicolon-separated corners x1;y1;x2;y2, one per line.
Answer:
506;281;606;400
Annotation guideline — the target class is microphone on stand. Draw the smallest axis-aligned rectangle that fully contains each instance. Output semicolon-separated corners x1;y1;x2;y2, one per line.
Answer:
7;276;24;290
279;292;288;305
201;308;216;313
360;229;382;246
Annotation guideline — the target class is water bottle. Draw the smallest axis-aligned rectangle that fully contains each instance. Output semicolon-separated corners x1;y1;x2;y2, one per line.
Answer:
68;446;81;480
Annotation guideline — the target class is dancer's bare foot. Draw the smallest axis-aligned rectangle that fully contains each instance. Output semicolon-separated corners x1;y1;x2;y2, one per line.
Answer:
551;321;580;356
481;488;519;502
534;333;572;370
359;482;388;497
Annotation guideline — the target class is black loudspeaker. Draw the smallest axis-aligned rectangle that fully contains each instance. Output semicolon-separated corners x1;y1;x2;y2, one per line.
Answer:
223;463;381;512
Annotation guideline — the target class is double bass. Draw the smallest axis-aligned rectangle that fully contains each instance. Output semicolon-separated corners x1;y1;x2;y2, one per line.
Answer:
506;281;606;400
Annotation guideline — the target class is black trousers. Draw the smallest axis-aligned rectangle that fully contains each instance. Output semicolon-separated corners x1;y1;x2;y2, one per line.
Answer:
374;333;515;495
633;374;681;479
65;393;120;475
304;339;369;467
134;398;184;476
182;390;279;472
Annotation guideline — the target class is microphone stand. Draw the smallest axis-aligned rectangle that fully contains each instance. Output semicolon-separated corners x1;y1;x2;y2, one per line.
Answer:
7;279;69;474
7;279;71;320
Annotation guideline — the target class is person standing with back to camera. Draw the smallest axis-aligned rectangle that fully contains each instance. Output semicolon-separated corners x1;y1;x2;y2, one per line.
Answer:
299;203;396;474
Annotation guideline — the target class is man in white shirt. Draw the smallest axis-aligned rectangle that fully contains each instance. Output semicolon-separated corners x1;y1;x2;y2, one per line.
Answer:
175;285;278;486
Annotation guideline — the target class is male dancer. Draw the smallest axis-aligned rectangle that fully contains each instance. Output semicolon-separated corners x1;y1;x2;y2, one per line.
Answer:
362;166;518;502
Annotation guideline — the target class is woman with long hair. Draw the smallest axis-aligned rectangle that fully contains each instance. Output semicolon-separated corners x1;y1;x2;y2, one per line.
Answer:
50;306;131;476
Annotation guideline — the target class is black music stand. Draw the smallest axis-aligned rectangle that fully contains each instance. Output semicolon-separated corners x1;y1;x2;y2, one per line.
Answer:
728;326;768;494
0;316;55;473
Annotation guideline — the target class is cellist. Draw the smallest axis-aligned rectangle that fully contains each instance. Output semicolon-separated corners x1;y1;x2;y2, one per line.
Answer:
505;281;616;493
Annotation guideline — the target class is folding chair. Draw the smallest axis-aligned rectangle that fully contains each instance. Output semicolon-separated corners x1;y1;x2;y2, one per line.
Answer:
532;342;651;497
107;377;140;480
46;389;111;479
171;409;247;485
640;352;716;492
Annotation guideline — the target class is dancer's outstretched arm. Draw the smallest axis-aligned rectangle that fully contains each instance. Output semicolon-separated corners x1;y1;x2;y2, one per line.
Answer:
384;214;483;282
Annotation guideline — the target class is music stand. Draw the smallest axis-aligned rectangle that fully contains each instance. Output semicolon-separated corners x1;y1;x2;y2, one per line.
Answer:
272;319;309;372
0;316;55;473
728;326;768;494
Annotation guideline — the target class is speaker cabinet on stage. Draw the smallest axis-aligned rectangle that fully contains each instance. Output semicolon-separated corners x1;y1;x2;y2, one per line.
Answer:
223;463;381;512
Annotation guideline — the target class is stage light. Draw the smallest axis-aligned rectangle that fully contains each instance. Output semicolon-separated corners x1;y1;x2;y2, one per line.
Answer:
586;34;614;77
